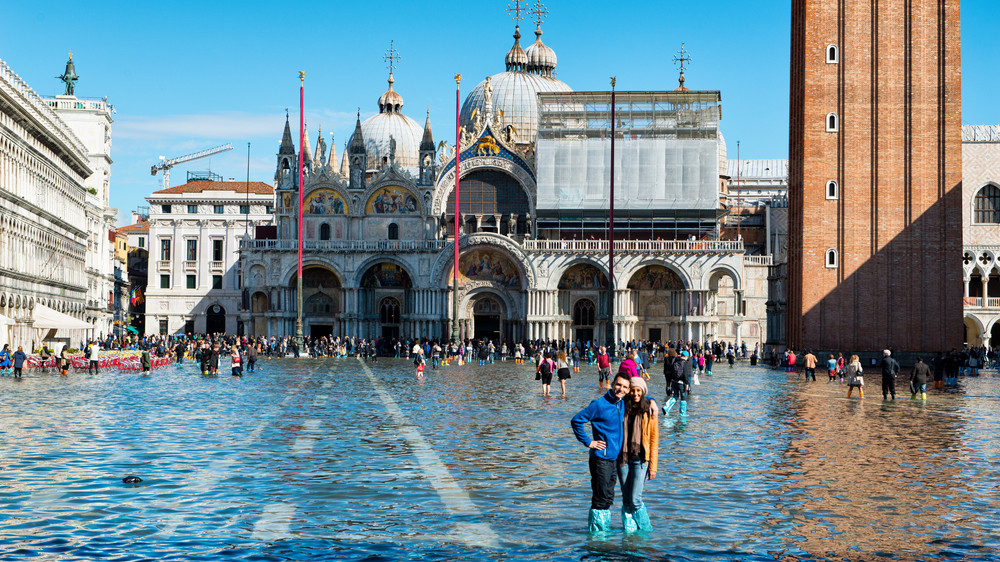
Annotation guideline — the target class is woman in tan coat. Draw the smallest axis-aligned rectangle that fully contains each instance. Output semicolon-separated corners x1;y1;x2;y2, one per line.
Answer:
618;376;658;533
846;354;865;398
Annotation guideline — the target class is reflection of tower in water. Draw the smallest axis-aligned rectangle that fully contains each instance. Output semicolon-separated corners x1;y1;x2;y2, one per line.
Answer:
760;389;983;558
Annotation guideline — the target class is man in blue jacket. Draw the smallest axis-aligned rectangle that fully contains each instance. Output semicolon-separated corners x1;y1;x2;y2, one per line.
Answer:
571;371;631;534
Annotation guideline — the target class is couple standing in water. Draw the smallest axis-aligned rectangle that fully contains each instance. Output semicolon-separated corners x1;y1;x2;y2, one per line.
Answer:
571;370;659;534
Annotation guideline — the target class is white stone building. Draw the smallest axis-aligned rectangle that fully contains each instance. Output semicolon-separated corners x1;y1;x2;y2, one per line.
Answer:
239;13;771;349
43;55;118;336
0;57;92;347
144;179;274;336
961;125;1000;348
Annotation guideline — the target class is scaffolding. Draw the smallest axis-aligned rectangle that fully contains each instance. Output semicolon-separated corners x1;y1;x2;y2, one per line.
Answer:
535;90;723;215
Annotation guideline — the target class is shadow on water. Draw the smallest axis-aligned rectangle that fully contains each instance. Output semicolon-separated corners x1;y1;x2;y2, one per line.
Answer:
0;359;998;560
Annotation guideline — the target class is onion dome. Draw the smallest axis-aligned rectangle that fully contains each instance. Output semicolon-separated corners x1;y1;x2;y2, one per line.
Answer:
378;72;405;114
524;23;557;77
348;72;424;169
505;26;528;72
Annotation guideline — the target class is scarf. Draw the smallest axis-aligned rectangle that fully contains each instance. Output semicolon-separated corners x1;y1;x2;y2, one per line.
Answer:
624;410;644;462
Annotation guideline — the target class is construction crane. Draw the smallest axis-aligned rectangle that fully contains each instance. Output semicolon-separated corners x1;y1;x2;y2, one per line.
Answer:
151;143;233;189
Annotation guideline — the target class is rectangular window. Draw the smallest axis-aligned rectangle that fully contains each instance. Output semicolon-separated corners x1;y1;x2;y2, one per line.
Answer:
160;239;171;260
162;204;171;213
212;275;222;289
187;204;198;213
158;319;168;334
214;205;224;214
160;274;170;289
213;239;223;261
266;206;273;214
138;237;145;248
186;275;196;289
240;204;250;214
186;239;197;261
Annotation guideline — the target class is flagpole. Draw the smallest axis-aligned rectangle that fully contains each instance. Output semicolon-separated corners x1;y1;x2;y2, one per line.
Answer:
295;71;305;355
451;74;462;347
606;77;616;356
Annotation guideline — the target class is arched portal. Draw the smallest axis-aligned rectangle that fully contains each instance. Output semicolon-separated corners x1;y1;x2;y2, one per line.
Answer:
250;291;269;336
627;264;687;342
360;262;413;345
573;299;597;344
992;322;1000;349
472;296;504;342
206;304;226;334
288;265;343;337
379;296;402;345
557;263;608;343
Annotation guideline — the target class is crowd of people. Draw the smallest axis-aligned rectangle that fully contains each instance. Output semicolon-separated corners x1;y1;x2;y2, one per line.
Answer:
768;346;998;400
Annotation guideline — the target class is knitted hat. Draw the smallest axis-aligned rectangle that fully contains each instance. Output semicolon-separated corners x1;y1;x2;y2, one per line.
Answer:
630;376;647;393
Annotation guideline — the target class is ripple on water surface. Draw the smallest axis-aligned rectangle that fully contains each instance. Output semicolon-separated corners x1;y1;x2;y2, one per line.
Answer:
1;359;999;560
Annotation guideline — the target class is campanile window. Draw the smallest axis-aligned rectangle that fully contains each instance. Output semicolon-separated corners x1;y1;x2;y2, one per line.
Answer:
826;113;839;132
826;249;838;268
826;44;839;63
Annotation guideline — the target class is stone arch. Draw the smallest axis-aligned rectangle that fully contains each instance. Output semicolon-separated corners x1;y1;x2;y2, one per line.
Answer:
353;256;416;289
249;264;266;288
971;182;1000;224
705;264;744;292
431;233;536;289
431;157;537;218
251;291;269;314
461;287;515;319
623;262;691;291
550;259;609;292
282;260;346;288
446;245;525;292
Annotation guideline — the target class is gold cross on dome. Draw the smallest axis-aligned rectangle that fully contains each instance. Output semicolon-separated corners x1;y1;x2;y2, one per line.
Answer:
673;43;692;73
530;0;547;25
384;40;400;74
507;0;526;24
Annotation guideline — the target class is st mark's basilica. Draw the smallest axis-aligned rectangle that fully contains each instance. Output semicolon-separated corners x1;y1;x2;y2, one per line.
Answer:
238;9;770;348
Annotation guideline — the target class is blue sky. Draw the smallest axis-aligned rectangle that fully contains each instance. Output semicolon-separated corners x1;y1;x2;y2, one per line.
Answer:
2;0;998;226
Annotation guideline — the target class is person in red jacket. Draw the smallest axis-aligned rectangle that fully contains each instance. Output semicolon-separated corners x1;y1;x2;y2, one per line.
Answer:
596;346;612;389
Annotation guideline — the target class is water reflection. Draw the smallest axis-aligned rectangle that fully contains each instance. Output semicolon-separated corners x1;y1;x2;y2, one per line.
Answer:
0;361;997;560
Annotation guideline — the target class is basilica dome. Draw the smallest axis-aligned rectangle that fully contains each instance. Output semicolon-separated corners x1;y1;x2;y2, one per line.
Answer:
460;24;571;144
352;72;424;170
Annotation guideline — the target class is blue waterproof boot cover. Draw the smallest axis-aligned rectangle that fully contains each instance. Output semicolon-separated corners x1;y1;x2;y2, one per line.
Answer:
679;400;688;415
588;509;612;534
621;508;638;533
633;504;652;532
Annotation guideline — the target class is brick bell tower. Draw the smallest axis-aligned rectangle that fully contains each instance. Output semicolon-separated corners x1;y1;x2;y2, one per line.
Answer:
787;0;963;353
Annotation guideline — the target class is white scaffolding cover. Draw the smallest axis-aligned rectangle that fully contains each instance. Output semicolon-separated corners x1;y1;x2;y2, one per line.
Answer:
536;137;719;210
534;90;722;212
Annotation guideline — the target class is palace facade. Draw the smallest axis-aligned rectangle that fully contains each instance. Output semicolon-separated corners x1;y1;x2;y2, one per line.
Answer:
239;16;770;347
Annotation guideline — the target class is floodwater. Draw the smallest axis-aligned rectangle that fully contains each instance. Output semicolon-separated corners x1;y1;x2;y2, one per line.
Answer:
0;357;998;561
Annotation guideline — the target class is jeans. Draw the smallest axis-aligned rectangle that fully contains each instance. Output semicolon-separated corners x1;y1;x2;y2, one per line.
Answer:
805;367;815;381
589;456;617;510
617;458;649;512
668;380;688;401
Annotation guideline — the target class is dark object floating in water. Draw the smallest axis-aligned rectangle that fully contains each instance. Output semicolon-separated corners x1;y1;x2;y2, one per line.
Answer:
122;476;142;484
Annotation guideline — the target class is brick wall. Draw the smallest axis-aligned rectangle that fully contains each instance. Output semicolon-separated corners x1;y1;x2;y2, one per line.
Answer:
788;0;963;353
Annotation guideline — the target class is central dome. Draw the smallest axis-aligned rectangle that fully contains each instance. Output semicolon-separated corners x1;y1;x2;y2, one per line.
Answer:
460;72;571;143
460;22;571;144
350;71;424;170
360;113;423;169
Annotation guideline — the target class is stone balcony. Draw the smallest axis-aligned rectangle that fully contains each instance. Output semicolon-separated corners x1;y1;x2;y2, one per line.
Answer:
964;297;1000;308
239;238;746;256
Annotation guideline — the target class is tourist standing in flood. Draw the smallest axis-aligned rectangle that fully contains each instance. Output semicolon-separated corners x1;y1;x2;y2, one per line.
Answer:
12;346;26;378
846;354;864;398
0;344;11;376
880;349;900;400
803;350;817;381
596;346;611;389
571;372;631;534
827;354;837;382
537;351;555;396
59;345;70;376
619;375;658;533
911;356;930;400
556;350;572;396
